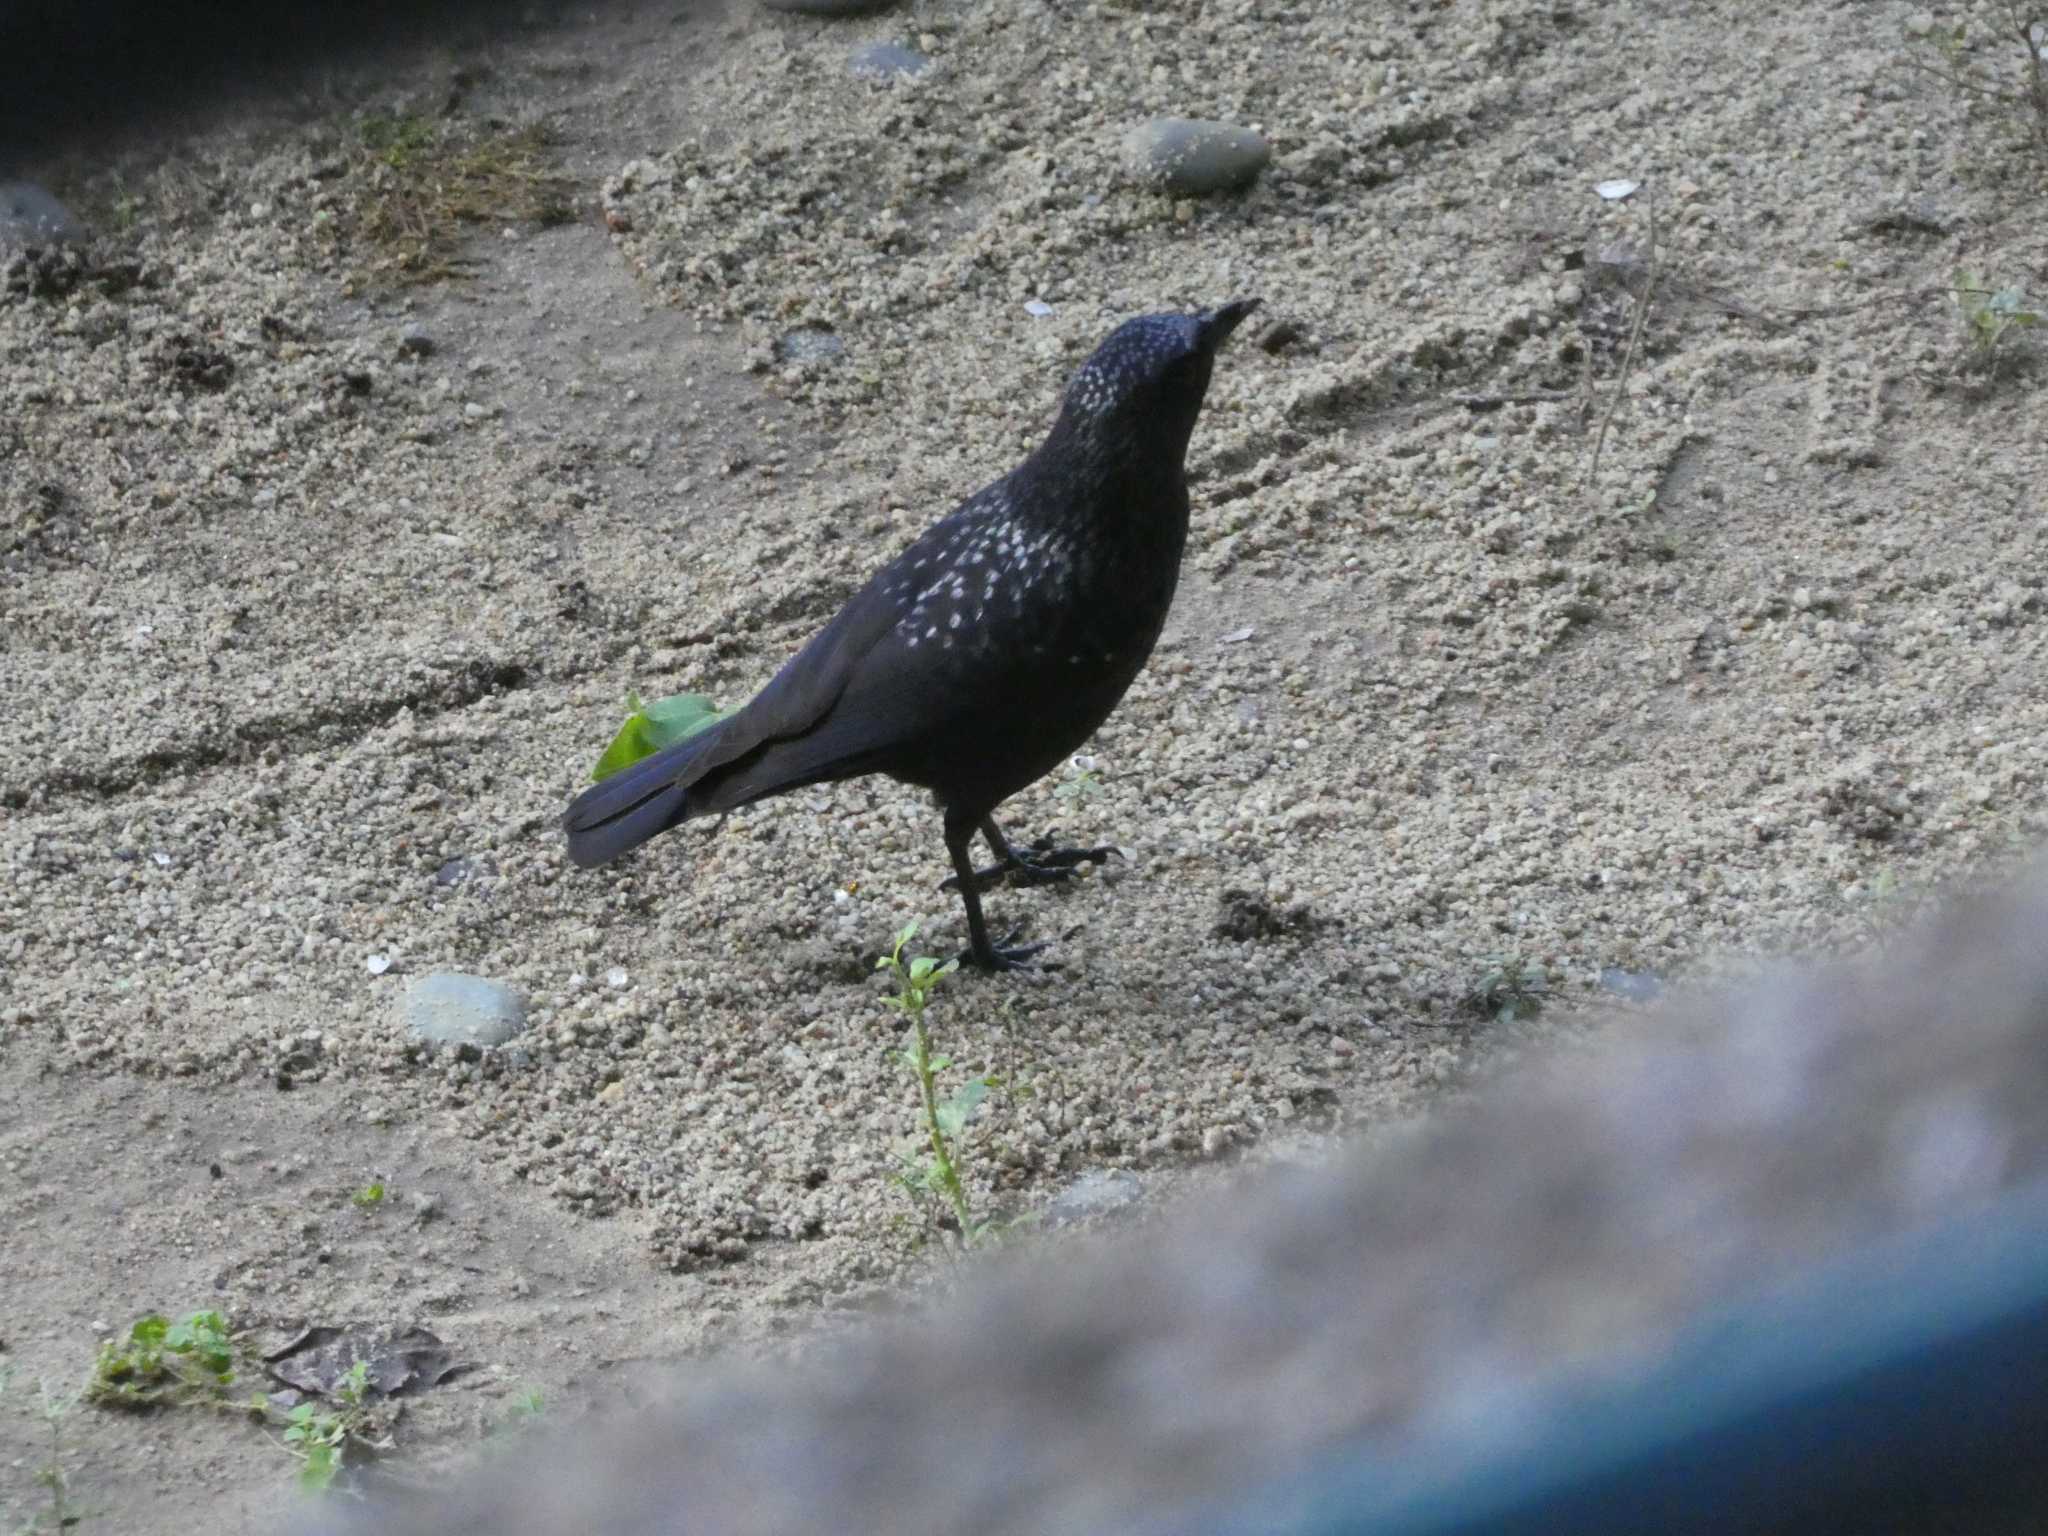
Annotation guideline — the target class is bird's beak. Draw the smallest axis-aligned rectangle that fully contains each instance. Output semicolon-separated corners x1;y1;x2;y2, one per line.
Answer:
1198;298;1262;350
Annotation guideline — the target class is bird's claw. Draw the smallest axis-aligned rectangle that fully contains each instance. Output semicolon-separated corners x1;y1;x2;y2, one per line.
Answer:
958;927;1057;973
940;840;1125;896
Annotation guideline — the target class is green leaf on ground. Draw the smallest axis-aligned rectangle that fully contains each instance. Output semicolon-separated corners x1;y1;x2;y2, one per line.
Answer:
591;691;735;782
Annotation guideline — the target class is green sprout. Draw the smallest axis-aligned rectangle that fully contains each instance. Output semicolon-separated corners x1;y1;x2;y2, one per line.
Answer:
282;1360;379;1493
1467;955;1551;1026
1954;270;2039;360
878;922;996;1247
89;1311;236;1407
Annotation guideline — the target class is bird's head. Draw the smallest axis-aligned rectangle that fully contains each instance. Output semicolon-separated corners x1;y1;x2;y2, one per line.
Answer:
1052;299;1261;461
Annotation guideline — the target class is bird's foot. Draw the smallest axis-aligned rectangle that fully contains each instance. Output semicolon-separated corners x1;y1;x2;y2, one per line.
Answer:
940;837;1124;896
957;927;1056;974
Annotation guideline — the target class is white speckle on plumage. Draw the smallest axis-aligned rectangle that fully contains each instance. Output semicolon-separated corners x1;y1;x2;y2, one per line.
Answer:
949;613;962;629
925;625;938;639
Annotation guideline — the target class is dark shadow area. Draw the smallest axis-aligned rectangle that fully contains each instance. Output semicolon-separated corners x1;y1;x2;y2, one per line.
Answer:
0;0;660;163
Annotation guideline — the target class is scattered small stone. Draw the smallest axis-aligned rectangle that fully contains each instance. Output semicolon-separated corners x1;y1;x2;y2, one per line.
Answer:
1042;1169;1145;1228
433;856;477;887
1023;298;1054;318
1903;11;1936;38
761;0;897;14
404;973;529;1050
1124;118;1272;196
777;326;846;363
849;42;929;79
0;182;81;249
365;953;393;976
398;322;435;357
1595;178;1640;201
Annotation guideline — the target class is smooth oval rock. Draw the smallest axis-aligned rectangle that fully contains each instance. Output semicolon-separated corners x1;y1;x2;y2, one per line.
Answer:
761;0;896;15
849;42;929;79
1124;118;1272;196
405;973;528;1050
0;182;82;250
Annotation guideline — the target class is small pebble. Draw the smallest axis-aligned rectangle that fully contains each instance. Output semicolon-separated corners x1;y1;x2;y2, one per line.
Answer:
398;323;435;357
849;42;929;79
777;327;846;363
0;182;82;249
1042;1170;1144;1227
1124;118;1272;196
1599;968;1666;1003
404;973;529;1050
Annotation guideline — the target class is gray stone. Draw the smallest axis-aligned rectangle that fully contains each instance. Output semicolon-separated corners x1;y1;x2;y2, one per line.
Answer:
761;0;897;15
1042;1169;1144;1228
1124;118;1273;196
777;327;846;364
398;322;435;357
1599;966;1666;1003
0;182;82;249
849;43;929;79
404;973;528;1049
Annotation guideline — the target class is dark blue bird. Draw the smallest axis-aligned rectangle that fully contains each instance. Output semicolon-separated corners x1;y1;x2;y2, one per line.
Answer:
563;299;1261;970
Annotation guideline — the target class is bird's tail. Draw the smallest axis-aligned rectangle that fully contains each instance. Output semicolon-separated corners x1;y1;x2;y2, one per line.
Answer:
561;721;733;869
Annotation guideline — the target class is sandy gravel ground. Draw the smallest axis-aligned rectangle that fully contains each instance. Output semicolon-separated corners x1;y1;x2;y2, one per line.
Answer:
4;0;2046;1526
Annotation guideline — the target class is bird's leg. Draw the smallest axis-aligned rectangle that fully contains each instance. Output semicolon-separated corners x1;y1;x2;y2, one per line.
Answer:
944;809;1050;972
939;815;1123;896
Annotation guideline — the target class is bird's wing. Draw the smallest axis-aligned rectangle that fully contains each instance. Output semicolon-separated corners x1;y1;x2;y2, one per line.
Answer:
688;480;1044;810
729;480;1014;744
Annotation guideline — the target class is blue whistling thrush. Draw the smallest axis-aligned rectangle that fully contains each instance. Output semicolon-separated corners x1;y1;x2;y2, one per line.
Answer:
562;299;1261;971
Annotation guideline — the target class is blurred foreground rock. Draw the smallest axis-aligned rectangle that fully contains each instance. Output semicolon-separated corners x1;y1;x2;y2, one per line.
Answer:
310;861;2048;1535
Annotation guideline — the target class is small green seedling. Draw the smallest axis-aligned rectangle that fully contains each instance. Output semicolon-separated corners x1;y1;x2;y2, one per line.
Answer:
1468;955;1550;1025
90;1310;235;1407
282;1360;378;1493
590;691;735;782
1053;759;1105;804
352;1181;386;1207
1954;270;2039;360
6;1371;80;1535
1907;8;2048;158
879;922;998;1247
